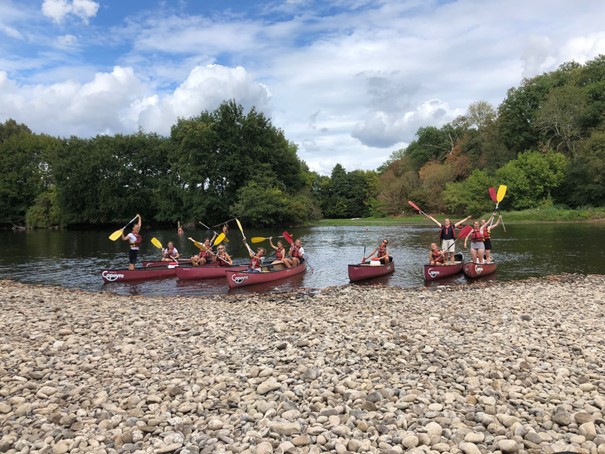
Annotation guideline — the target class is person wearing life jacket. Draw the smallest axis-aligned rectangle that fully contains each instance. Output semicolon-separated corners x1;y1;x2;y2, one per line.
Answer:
161;241;180;261
427;214;471;264
121;214;142;270
190;237;215;266
269;237;293;268
364;239;393;265
429;243;446;265
481;214;501;263
464;221;487;264
214;245;233;266
288;239;305;266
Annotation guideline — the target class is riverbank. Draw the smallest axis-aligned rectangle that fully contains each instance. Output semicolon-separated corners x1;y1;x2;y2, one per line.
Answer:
1;275;604;454
313;206;605;226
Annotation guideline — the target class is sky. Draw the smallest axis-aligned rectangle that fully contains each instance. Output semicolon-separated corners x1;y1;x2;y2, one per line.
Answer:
1;1;605;175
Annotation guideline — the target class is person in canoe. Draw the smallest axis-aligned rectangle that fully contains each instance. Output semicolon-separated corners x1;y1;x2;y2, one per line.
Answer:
214;244;233;266
243;241;266;273
121;214;142;270
481;214;501;263
429;243;446;265
177;221;184;236
427;214;471;264
269;237;293;268
288;238;305;266
161;241;180;261
363;239;393;264
190;236;216;266
464;221;487;264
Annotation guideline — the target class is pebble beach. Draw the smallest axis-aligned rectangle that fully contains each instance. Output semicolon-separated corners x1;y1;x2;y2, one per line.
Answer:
1;275;604;454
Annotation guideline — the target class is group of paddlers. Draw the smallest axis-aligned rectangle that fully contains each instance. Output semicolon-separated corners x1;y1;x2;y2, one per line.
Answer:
428;212;503;266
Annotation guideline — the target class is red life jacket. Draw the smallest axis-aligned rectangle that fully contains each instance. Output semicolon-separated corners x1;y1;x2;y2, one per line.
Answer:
377;244;387;258
250;256;262;269
432;250;444;262
130;233;142;248
471;228;484;242
290;247;301;258
482;227;491;240
276;248;284;260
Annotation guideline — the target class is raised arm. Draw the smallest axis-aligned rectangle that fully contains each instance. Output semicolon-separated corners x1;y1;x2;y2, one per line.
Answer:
269;237;278;251
427;214;442;227
455;215;471;228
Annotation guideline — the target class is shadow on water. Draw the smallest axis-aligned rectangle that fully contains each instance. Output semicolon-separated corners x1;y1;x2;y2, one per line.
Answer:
0;222;603;296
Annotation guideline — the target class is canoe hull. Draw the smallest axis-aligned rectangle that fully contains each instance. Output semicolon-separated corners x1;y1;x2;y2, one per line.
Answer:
142;259;188;267
463;261;497;278
101;267;176;283
176;263;248;280
226;262;306;288
348;261;395;282
423;262;463;281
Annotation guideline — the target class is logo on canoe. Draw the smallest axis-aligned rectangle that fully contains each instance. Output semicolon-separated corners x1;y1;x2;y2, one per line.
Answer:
475;266;483;274
428;270;440;279
102;271;125;282
231;275;248;285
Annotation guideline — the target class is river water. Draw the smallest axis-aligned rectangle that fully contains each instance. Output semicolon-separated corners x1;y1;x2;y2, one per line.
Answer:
1;223;603;296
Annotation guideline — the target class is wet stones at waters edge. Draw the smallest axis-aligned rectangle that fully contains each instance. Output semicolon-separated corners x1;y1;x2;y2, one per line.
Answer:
0;275;604;454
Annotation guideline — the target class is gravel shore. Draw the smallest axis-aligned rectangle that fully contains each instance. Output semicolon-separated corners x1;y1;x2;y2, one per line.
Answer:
1;275;604;454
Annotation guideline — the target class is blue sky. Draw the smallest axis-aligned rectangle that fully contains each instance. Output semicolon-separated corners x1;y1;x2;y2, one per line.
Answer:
1;0;605;174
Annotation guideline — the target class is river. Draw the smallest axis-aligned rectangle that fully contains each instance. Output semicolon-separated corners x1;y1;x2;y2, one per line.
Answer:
1;223;603;296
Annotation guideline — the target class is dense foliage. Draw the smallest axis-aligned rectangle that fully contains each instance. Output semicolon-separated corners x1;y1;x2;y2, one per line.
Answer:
378;55;605;215
1;55;604;229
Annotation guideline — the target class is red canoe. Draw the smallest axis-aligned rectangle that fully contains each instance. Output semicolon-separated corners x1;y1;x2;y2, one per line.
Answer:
226;262;306;289
142;259;188;267
463;261;497;278
348;260;395;282
101;266;177;283
176;263;248;280
424;262;463;281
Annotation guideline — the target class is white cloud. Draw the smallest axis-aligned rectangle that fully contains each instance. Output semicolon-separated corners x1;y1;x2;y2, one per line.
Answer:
3;0;605;174
42;0;99;24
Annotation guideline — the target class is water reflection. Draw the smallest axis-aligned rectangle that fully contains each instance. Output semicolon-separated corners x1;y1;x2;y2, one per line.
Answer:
1;223;603;297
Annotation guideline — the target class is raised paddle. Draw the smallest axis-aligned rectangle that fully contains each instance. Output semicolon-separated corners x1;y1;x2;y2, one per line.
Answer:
199;221;229;243
488;187;497;203
108;215;138;241
188;237;208;251
150;237;179;266
235;218;246;240
213;232;226;246
495;185;507;232
407;200;429;218
251;235;283;244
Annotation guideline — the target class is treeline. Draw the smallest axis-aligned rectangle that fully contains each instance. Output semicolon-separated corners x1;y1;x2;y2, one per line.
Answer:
377;55;605;216
2;56;605;229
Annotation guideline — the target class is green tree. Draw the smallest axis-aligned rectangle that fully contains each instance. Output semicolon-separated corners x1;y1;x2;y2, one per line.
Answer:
495;150;568;210
442;169;494;216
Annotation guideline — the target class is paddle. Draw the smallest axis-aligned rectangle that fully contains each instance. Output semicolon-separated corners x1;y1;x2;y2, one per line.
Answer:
235;218;246;240
108;215;138;241
489;185;507;232
188;237;208;251
213;232;226;245
199;221;229;243
407;200;431;219
150;237;179;266
251;235;283;244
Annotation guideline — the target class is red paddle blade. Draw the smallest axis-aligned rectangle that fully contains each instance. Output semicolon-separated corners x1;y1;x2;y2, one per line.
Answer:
407;200;422;212
458;225;473;239
488;187;497;202
282;231;294;245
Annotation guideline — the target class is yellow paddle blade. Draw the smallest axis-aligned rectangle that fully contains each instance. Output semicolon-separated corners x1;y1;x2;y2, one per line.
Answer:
109;228;124;241
251;237;266;243
151;237;162;249
214;232;226;245
188;237;207;251
497;185;507;202
235;218;244;235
